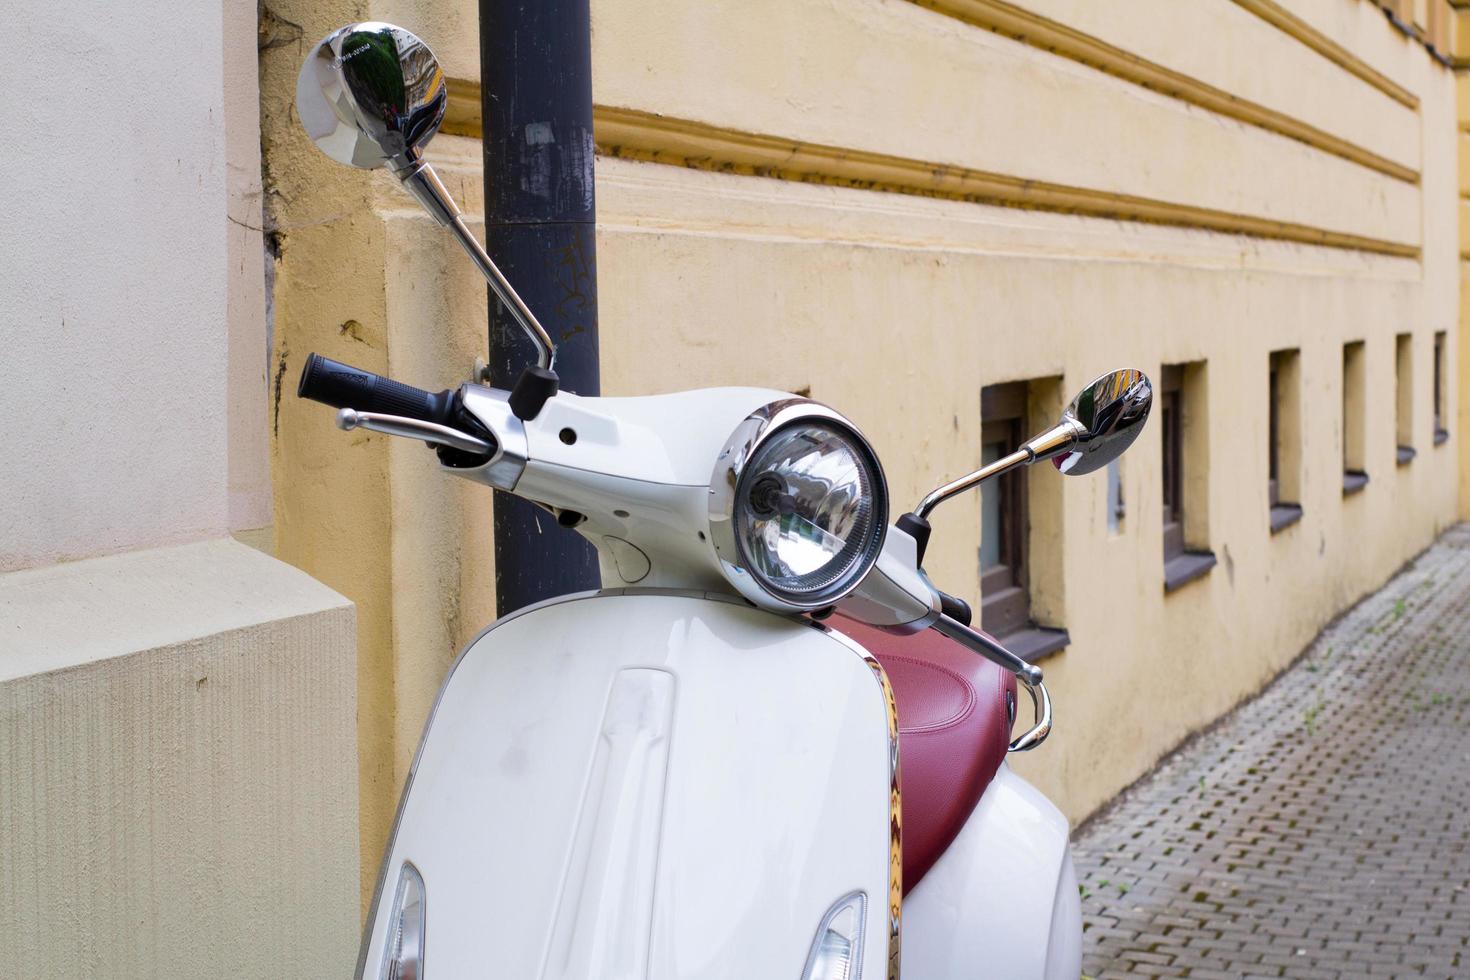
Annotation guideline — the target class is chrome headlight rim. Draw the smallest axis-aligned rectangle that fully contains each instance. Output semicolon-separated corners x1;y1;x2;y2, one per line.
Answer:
709;399;889;612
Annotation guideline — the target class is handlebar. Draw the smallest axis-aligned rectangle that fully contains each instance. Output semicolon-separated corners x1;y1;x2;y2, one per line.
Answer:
931;614;1041;687
298;352;459;427
938;590;972;626
297;352;496;462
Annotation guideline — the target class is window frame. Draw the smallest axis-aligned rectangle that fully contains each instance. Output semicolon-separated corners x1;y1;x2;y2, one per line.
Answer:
1396;332;1415;465
1343;340;1368;495
978;380;1069;661
1160;362;1216;591
1268;362;1280;507
1160;365;1184;562
979;382;1029;638
1268;349;1303;533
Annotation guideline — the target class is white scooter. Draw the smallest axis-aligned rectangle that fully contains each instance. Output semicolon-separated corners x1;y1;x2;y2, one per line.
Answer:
295;24;1152;980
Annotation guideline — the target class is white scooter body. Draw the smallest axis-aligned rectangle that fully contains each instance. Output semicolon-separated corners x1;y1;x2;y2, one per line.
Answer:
360;590;902;979
904;768;1081;978
344;385;1082;979
360;587;1079;980
297;31;1151;977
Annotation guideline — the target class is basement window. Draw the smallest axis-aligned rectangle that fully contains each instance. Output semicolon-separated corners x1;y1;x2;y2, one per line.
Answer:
1396;333;1415;465
1343;341;1368;496
1434;330;1449;446
980;380;1068;662
1269;350;1303;533
1161;363;1215;591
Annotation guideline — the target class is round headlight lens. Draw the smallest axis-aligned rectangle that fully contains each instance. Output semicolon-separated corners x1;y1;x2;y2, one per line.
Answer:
732;422;887;607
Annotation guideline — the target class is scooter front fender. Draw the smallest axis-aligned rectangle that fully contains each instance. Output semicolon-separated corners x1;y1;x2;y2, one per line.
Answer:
358;590;901;980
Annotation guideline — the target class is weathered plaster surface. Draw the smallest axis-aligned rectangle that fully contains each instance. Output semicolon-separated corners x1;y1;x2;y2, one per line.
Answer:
3;1;232;571
258;0;1462;862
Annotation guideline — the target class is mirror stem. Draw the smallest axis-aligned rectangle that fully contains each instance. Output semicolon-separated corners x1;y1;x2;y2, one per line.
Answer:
398;162;557;371
914;419;1084;520
914;446;1031;520
1021;417;1087;464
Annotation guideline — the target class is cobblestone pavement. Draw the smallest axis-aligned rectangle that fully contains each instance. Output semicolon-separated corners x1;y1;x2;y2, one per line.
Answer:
1073;525;1470;979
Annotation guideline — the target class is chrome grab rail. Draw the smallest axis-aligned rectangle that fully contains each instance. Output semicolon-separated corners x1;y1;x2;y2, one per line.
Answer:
931;613;1052;752
1010;674;1052;753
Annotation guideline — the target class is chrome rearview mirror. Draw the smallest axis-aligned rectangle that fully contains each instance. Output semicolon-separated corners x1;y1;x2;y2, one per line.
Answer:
296;23;557;372
296;22;447;173
1038;368;1152;475
913;369;1152;520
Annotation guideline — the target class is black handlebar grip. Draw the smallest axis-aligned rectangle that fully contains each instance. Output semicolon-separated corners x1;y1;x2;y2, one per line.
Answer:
297;352;456;425
938;590;973;627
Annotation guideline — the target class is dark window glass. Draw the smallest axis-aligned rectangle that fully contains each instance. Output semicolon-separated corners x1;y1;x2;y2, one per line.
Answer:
1434;331;1448;443
1434;334;1443;432
1268;363;1280;507
1396;333;1413;461
1268;350;1303;531
1342;341;1368;493
1160;362;1218;590
1161;366;1183;561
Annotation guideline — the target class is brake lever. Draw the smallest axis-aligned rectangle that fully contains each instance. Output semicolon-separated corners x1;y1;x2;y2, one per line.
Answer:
336;408;494;456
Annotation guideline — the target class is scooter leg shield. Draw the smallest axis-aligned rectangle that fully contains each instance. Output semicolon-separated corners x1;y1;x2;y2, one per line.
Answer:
357;591;901;980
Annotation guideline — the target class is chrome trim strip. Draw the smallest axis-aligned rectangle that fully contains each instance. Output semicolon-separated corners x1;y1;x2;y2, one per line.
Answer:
708;398;890;612
819;624;903;980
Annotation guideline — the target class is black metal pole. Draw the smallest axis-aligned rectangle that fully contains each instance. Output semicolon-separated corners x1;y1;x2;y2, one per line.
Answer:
479;0;600;614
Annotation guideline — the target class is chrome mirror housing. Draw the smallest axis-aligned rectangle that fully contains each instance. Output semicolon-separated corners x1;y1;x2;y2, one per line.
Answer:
296;22;447;173
294;23;558;372
914;368;1152;519
1039;369;1153;475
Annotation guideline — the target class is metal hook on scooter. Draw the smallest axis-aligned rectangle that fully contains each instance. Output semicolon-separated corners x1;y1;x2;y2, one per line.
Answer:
1009;674;1053;753
931;612;1054;751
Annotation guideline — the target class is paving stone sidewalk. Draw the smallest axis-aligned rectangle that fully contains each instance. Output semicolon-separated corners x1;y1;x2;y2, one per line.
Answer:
1073;524;1470;979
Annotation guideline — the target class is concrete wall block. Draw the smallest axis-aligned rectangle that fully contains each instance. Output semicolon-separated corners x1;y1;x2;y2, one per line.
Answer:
0;540;359;978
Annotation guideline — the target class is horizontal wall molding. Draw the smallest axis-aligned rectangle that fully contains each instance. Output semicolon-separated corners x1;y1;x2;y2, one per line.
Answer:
441;84;1416;259
907;0;1418;183
593;108;1417;257
1230;0;1420;108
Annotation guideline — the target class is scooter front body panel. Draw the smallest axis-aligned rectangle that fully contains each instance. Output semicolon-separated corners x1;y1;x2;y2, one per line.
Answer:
360;590;898;980
900;765;1081;979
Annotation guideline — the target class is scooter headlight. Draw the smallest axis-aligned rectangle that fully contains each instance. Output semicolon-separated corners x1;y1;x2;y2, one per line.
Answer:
711;401;888;610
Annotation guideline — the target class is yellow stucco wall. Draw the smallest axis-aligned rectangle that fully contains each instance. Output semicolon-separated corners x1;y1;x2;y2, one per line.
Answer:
1457;61;1470;518
260;0;1463;903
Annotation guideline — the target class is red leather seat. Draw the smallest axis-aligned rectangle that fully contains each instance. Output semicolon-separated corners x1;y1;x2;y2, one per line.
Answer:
833;615;1016;894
